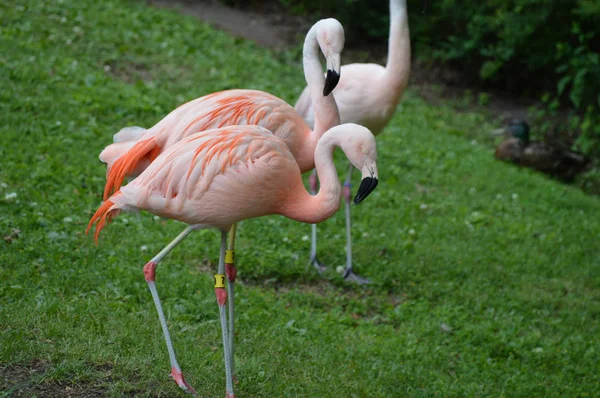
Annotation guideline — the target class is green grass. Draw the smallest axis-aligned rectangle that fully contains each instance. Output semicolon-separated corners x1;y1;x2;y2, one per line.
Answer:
1;0;600;396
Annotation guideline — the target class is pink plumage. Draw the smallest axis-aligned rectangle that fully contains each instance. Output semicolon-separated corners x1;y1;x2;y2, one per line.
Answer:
87;123;379;397
88;19;352;397
100;19;345;201
88;123;379;241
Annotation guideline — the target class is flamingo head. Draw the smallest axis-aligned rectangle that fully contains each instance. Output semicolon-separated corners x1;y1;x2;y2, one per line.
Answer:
336;124;379;204
316;18;345;96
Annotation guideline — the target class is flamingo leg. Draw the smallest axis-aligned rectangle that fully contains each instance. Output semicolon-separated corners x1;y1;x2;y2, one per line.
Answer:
225;224;237;380
144;226;197;396
308;169;326;273
215;231;234;398
341;163;370;285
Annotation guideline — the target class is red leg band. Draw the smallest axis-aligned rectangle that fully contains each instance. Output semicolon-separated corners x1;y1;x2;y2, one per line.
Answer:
215;288;227;306
143;261;157;282
225;263;237;282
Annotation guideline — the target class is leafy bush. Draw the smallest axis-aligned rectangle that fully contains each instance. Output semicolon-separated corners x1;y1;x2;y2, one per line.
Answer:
553;19;600;160
416;0;599;161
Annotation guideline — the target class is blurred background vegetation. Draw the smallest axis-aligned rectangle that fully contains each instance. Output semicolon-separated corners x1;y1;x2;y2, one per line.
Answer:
221;0;600;191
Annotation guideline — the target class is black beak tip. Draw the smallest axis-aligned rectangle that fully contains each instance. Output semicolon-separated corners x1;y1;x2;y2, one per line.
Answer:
323;69;340;96
353;177;379;205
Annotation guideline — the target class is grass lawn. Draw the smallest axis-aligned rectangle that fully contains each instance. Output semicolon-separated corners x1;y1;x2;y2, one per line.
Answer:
2;0;600;396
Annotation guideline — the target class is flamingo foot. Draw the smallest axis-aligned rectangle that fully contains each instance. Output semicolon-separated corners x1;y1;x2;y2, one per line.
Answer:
170;367;197;396
226;393;235;398
343;269;370;285
309;255;327;274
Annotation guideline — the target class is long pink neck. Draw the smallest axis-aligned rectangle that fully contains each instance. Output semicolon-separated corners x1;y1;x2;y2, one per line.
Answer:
279;129;342;224
385;0;411;92
303;22;340;142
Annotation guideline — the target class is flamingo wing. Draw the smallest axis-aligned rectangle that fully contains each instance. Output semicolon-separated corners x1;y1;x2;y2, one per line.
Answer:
101;90;303;199
90;125;299;239
131;125;289;199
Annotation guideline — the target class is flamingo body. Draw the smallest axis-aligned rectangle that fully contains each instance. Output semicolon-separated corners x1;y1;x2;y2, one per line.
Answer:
87;123;379;397
99;127;302;233
101;18;345;201
296;63;404;134
89;124;378;240
101;90;316;200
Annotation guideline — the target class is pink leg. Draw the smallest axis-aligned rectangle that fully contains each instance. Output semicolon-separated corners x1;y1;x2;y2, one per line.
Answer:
144;226;198;396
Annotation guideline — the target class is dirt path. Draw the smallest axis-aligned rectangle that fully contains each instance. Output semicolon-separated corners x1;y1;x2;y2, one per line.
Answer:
149;0;310;49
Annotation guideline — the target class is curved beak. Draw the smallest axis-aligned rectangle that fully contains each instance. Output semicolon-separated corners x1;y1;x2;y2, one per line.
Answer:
323;53;341;96
354;162;379;204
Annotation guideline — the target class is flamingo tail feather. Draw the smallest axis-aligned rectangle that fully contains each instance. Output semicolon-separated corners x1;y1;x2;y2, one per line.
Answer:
103;137;159;200
86;193;122;244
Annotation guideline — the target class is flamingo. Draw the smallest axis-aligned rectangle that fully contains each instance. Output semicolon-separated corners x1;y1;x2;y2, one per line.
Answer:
295;0;411;284
99;20;343;325
87;123;379;397
100;18;344;199
92;19;344;394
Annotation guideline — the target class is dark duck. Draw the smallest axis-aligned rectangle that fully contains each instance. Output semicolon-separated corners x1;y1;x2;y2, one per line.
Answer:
491;118;590;182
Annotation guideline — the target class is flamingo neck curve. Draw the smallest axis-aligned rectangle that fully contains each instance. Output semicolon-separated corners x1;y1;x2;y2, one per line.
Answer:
280;127;342;224
302;22;340;143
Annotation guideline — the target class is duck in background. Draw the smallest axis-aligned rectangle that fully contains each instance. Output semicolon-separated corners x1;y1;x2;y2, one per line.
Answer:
491;118;590;182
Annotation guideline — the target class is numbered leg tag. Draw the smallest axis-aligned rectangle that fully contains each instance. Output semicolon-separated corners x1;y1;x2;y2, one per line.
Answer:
225;250;235;264
214;274;225;288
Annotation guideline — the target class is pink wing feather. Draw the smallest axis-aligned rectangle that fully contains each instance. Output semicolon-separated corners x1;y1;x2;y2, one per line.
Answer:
88;125;300;240
102;89;306;200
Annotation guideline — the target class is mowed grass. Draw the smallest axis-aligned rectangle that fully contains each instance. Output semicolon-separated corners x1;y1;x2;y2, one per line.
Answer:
1;0;600;396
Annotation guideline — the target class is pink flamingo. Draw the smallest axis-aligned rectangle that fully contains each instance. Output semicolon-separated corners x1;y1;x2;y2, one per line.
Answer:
100;18;344;200
87;124;379;397
295;0;411;283
94;20;344;390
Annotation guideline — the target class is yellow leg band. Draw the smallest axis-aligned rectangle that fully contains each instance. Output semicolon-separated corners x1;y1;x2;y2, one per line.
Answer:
214;274;225;288
225;250;235;264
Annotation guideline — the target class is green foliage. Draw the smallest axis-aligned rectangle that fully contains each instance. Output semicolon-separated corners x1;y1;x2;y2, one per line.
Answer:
428;1;599;159
2;0;600;396
554;22;600;159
